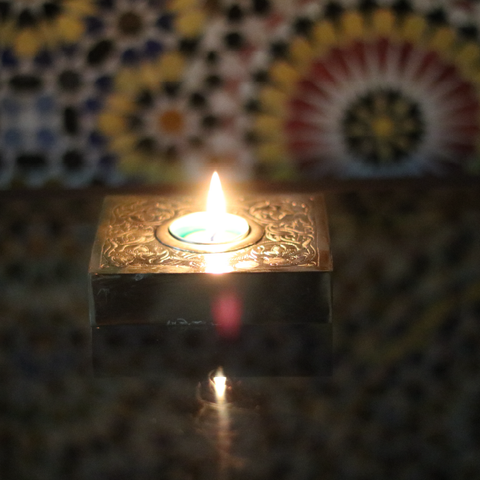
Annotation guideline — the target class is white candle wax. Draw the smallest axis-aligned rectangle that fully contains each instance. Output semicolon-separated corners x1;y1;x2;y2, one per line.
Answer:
168;211;249;245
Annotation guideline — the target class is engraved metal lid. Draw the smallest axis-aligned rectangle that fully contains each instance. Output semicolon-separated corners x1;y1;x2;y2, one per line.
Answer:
89;194;332;274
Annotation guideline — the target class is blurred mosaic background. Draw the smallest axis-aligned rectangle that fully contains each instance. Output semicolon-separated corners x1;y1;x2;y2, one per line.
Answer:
1;0;480;479
1;187;480;479
2;0;480;186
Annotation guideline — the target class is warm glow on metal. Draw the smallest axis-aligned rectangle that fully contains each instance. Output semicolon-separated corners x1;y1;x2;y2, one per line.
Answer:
206;172;226;215
205;254;233;274
213;368;227;401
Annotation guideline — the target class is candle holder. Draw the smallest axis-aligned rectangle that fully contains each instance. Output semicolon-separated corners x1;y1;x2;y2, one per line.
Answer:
89;193;333;378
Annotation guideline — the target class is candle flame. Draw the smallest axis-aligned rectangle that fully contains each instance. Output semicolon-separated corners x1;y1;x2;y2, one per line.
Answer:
214;367;227;401
205;172;227;243
206;172;226;215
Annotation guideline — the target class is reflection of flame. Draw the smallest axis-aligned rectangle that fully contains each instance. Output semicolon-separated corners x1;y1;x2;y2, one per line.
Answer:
206;172;226;242
213;367;230;479
214;368;227;402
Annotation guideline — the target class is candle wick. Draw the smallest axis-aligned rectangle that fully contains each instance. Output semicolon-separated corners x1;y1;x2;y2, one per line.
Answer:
210;226;221;242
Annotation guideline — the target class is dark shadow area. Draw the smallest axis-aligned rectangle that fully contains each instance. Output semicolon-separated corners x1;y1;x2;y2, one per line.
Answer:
0;186;479;479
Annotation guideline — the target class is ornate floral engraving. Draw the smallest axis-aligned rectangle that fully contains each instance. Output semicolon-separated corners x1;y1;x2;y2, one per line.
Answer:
97;195;326;272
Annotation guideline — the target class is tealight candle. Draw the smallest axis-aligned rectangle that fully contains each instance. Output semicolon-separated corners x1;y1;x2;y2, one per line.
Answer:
168;172;250;246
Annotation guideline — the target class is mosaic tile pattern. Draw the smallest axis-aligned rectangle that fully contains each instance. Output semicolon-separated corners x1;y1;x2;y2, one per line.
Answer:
1;0;480;186
243;1;480;178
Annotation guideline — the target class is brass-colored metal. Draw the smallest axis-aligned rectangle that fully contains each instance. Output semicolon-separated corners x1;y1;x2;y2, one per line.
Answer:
89;194;332;274
156;216;264;254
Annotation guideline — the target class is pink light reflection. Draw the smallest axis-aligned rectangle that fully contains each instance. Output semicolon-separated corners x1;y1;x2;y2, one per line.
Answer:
211;291;243;340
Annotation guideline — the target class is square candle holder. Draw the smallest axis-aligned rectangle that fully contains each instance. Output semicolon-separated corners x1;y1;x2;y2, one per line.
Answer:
89;193;333;379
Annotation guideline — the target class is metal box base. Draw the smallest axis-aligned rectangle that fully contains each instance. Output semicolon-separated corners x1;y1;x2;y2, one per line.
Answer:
89;194;333;378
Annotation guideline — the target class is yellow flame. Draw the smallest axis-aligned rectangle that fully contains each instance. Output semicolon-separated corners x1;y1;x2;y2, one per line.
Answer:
206;172;226;215
213;367;227;401
205;172;227;243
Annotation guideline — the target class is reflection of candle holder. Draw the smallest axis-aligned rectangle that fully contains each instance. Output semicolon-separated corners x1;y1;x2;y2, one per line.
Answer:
89;194;333;378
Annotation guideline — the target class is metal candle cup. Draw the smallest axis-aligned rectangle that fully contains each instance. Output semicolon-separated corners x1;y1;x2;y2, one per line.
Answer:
159;172;263;254
168;173;250;247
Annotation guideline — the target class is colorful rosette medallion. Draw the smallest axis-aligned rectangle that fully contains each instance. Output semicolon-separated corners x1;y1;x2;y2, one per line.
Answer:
247;4;480;178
